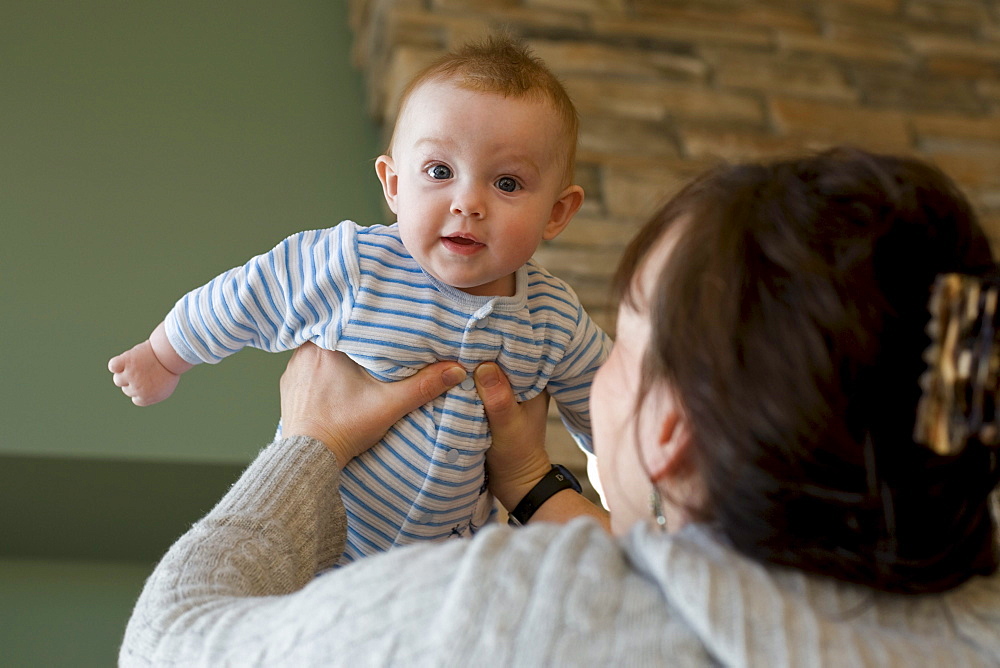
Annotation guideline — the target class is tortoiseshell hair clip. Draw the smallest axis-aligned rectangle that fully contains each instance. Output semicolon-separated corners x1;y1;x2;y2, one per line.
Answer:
914;272;1000;455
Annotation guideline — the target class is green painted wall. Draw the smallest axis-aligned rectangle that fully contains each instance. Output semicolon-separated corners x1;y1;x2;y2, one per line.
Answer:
0;558;152;668
1;0;383;464
1;454;244;561
1;2;381;663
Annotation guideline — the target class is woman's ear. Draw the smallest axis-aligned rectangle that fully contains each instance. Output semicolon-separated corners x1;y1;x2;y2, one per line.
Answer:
375;155;399;214
645;406;702;532
542;184;585;241
644;409;694;485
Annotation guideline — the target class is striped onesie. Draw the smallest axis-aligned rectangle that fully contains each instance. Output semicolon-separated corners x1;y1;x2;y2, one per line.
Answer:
165;221;611;563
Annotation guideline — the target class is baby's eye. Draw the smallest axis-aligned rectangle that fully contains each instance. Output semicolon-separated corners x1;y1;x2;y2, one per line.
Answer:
427;165;452;180
496;177;520;193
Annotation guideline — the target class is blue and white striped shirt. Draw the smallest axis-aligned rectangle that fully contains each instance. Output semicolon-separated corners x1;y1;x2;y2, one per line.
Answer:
165;221;611;562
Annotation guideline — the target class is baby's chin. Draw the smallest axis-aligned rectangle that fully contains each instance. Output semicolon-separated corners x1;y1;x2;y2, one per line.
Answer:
414;253;516;297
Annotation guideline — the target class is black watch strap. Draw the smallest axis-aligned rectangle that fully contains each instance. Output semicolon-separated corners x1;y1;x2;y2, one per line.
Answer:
508;464;582;526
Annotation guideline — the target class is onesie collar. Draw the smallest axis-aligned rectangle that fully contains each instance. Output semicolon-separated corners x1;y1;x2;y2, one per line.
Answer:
423;264;529;314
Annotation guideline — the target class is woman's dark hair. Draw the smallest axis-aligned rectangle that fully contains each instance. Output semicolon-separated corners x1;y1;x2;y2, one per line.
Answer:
616;147;999;594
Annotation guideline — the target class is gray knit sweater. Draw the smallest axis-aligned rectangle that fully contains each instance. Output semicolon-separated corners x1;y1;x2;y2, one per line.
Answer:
120;436;1000;667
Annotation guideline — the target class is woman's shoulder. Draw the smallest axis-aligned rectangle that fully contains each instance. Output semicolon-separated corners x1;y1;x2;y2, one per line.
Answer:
329;517;631;599
301;517;713;665
625;522;1000;666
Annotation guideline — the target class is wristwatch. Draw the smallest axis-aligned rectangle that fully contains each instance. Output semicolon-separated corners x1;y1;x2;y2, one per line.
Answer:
507;464;582;526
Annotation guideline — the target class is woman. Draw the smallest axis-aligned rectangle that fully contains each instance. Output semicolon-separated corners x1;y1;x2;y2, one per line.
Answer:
121;149;1000;666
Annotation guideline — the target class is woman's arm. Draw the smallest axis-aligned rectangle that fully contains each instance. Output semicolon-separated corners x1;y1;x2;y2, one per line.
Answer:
475;362;611;530
120;345;465;665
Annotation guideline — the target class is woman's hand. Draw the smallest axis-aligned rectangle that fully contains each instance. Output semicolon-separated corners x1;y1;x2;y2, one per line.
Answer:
474;362;553;511
475;362;610;529
280;343;466;465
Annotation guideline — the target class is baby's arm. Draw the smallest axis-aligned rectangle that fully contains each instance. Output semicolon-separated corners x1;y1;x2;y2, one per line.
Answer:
109;224;360;406
545;306;613;454
109;322;194;406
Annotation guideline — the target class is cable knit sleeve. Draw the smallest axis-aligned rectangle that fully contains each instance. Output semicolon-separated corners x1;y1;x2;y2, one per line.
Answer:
119;436;347;666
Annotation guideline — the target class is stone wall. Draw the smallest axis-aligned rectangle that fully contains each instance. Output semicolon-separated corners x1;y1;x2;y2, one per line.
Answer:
347;0;1000;485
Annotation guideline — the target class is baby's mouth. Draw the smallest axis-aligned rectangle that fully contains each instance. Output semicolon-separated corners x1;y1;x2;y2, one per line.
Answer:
442;234;484;246
442;234;486;254
446;236;480;245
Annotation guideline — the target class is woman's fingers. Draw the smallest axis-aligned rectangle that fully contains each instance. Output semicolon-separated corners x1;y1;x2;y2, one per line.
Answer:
279;343;465;463
385;362;467;421
475;362;550;446
473;362;519;422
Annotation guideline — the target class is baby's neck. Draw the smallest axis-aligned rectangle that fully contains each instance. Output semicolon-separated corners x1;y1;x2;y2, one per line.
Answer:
459;273;517;298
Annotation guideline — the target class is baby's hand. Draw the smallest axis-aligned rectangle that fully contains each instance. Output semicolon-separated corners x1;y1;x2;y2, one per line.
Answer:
108;340;181;406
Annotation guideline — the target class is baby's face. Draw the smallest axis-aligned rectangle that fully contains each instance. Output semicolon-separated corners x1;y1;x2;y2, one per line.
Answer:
377;79;576;297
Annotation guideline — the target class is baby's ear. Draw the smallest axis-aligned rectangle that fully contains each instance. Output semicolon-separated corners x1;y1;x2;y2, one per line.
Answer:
375;155;399;214
542;185;585;241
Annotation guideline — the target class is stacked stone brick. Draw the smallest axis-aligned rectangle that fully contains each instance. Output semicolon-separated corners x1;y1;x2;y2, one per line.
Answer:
348;0;1000;477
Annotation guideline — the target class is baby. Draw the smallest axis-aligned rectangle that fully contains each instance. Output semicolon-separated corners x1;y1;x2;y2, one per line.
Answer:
109;35;611;564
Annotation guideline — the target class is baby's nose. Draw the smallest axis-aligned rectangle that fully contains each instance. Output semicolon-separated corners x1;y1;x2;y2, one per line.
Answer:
451;185;485;218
